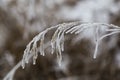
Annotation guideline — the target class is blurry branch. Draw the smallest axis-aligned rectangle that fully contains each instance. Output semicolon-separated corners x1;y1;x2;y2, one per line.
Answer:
0;7;23;52
0;8;22;36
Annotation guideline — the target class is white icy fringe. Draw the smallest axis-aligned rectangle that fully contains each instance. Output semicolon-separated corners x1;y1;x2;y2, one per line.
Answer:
22;21;80;68
22;22;120;68
4;22;120;80
3;42;50;80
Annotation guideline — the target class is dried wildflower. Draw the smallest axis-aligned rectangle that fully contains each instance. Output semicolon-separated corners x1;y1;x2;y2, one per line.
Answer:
22;22;120;68
4;22;120;80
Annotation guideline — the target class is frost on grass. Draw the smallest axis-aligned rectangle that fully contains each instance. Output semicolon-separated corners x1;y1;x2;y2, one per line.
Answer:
22;21;80;68
22;22;120;68
4;22;120;80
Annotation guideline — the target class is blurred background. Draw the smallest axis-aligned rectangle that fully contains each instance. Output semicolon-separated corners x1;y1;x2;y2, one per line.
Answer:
0;0;120;80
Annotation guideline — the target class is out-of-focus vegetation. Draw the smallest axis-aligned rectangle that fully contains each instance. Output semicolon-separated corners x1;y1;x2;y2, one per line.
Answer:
1;0;120;80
